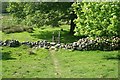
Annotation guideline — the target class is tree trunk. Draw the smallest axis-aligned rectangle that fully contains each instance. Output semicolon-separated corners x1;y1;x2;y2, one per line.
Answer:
69;11;77;35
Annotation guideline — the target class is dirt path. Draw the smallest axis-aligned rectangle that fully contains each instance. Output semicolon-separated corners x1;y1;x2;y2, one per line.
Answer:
49;50;62;78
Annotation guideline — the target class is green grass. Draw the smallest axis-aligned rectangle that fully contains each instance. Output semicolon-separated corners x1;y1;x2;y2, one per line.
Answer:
56;50;119;78
1;25;79;43
1;25;119;78
1;14;119;78
1;31;39;42
1;14;79;43
2;46;55;78
1;46;119;78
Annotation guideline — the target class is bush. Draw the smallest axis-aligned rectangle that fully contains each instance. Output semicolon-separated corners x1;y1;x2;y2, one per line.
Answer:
2;25;34;34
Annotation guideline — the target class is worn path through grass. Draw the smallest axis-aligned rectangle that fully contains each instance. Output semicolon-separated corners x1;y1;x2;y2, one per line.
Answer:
49;50;62;78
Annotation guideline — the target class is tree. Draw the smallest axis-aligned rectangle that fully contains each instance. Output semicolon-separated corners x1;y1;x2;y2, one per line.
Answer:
2;2;9;13
70;10;77;34
73;2;120;37
7;2;77;35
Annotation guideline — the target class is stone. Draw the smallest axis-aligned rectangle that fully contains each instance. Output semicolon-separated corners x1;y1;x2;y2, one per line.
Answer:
60;43;65;48
0;41;3;46
44;45;49;49
37;41;40;44
1;36;119;51
47;42;50;46
29;50;35;55
55;44;61;48
4;39;11;46
43;40;48;45
9;40;20;47
49;46;57;50
22;41;30;45
50;42;56;46
34;42;38;45
65;44;68;49
66;44;73;49
72;42;78;47
3;42;7;46
77;39;82;43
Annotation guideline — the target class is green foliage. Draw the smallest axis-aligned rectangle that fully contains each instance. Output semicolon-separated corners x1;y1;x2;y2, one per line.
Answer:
7;2;73;27
6;2;120;37
1;14;19;27
73;2;120;37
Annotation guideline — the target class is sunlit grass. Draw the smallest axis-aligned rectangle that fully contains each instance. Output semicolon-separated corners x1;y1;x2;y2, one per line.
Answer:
1;14;119;78
1;46;119;78
56;49;118;78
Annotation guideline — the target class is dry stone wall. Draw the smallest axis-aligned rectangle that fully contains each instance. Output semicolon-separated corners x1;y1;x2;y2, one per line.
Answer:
0;37;120;51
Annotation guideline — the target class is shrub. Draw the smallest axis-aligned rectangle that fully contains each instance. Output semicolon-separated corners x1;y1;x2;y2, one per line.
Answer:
2;25;34;34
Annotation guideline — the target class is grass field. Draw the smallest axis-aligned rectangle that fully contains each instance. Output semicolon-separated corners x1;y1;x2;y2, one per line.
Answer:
1;27;119;78
0;25;79;43
1;46;119;78
1;14;119;78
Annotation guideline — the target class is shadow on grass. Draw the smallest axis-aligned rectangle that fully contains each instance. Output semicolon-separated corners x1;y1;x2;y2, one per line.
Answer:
1;51;16;60
31;30;80;43
103;55;120;60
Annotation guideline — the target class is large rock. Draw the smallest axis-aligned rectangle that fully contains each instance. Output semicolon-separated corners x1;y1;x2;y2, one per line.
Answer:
9;40;20;47
4;39;11;46
0;41;3;46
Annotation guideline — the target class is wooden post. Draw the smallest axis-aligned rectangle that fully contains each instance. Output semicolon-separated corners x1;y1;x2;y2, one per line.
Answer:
58;31;60;44
52;32;55;42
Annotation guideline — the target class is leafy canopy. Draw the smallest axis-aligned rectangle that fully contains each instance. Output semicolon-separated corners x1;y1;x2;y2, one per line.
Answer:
7;2;73;27
73;2;120;37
